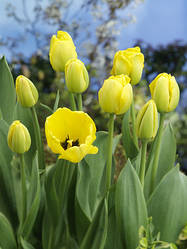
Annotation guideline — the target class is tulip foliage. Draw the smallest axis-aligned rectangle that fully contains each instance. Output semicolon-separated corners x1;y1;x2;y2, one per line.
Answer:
0;30;186;249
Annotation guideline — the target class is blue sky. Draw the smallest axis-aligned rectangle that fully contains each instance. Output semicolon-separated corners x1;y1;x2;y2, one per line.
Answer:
119;0;187;48
0;0;187;58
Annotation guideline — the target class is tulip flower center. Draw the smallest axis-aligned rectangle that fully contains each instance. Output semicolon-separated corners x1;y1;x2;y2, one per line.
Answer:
61;136;79;150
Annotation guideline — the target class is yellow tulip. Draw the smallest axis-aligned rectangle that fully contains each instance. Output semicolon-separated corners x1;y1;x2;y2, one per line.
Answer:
149;73;180;113
45;108;98;163
111;46;144;85
136;100;158;140
98;75;133;115
65;59;89;93
7;120;31;154
16;75;38;107
49;30;77;72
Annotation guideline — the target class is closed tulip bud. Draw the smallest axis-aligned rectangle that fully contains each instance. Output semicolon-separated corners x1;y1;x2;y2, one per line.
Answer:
49;30;77;72
111;46;144;85
136;100;158;140
7;120;31;154
65;59;89;93
98;75;133;115
16;75;38;107
149;73;180;113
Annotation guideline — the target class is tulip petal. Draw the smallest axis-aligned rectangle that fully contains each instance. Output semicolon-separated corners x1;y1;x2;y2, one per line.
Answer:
168;76;180;112
118;84;133;115
130;53;144;85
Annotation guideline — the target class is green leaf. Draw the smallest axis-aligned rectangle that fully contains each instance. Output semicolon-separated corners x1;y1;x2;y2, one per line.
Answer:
147;166;187;242
0;212;17;249
45;163;60;225
21;154;41;239
122;109;139;159
132;147;142;175
0;119;18;227
20;237;35;249
75;131;108;241
0;56;16;123
104;186;123;249
80;198;108;249
76;131;108;221
144;124;176;200
112;134;122;154
42;209;52;249
53;89;60;112
13;103;37;172
115;160;148;249
40;103;53;114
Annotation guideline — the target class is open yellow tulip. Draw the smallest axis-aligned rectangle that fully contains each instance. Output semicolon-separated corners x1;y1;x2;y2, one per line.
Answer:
45;108;98;163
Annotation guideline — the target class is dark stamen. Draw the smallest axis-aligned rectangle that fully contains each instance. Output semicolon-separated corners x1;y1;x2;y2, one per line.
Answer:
61;136;79;150
61;139;68;150
72;139;79;147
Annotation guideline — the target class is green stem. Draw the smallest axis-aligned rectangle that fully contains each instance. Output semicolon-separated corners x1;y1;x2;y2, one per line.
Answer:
139;140;148;187
19;154;27;224
31;106;45;169
69;92;76;111
106;113;114;192
150;113;165;194
77;93;83;111
131;99;139;148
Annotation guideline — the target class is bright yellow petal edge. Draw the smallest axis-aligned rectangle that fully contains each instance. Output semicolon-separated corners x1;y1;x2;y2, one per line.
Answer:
45;108;98;163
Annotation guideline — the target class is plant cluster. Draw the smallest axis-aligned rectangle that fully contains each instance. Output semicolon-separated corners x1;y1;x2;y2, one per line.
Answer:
0;30;186;249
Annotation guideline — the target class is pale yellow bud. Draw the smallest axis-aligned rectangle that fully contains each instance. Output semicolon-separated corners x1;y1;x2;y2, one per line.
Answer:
98;75;133;115
7;120;31;154
16;75;38;108
149;73;180;113
65;59;89;93
49;30;77;72
111;47;144;85
136;100;158;140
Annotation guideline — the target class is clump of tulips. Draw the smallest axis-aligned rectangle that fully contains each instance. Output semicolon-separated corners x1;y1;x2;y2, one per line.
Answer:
0;30;185;249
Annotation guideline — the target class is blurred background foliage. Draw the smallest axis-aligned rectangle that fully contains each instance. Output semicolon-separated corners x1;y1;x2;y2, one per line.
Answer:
1;0;187;170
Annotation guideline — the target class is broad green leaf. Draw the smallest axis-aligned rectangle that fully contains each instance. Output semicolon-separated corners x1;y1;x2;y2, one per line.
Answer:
20;237;35;249
76;132;108;221
155;124;176;185
80;198;108;249
0;56;16;123
13;103;37;172
148;166;187;242
45;163;60;225
144;124;176;200
44;159;75;249
42;210;52;249
0;119;17;227
75;132;108;241
104;186;123;249
112;134;122;154
115;160;148;249
122;109;139;159
0;212;17;249
21;154;41;239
